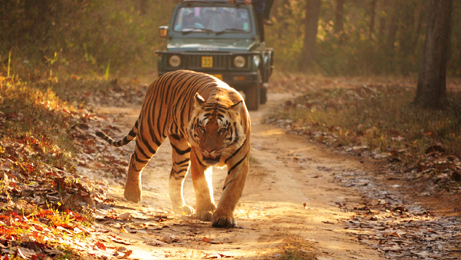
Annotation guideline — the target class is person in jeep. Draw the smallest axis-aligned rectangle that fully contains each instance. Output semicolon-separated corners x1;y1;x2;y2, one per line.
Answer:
174;10;205;31
228;0;269;41
173;6;251;33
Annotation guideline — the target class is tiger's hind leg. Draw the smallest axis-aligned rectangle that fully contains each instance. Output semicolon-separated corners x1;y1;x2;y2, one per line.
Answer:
124;137;162;203
190;148;217;221
168;135;195;215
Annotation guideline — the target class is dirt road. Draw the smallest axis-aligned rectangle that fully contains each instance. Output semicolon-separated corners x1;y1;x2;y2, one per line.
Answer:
94;92;461;260
95;93;385;260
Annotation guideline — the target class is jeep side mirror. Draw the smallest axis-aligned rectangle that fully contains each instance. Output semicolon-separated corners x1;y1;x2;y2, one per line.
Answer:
159;26;168;38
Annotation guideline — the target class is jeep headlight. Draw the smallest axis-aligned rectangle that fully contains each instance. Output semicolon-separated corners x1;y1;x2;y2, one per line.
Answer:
169;55;181;67
233;56;246;68
253;55;260;67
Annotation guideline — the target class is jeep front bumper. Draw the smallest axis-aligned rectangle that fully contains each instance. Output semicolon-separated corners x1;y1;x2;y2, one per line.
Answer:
156;51;261;89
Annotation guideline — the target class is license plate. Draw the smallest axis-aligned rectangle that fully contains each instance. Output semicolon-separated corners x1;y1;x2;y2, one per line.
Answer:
201;56;213;68
212;74;223;80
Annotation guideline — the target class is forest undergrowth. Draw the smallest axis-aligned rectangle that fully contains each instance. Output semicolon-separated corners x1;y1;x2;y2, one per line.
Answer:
267;74;461;194
0;74;148;259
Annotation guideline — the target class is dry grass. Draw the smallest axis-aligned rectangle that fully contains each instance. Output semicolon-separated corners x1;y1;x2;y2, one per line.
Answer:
277;238;317;260
0;76;80;169
267;77;461;181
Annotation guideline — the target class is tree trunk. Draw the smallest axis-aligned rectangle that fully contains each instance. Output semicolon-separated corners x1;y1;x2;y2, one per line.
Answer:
377;0;389;48
386;0;400;53
413;0;453;109
368;0;377;40
334;0;345;34
139;0;148;15
300;0;321;71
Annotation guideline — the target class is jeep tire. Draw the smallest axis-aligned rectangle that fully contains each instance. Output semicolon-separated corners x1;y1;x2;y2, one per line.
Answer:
260;86;267;105
245;84;260;111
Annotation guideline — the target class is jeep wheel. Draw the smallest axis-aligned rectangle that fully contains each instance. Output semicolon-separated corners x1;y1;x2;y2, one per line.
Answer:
245;84;260;111
260;87;267;105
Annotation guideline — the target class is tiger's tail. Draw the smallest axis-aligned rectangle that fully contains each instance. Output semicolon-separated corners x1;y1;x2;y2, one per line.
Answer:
96;120;138;147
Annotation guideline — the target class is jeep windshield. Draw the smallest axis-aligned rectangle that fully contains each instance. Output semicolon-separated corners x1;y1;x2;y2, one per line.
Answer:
173;6;253;33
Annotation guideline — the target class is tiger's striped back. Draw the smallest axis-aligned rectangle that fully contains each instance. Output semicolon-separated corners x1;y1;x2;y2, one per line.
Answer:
97;70;243;147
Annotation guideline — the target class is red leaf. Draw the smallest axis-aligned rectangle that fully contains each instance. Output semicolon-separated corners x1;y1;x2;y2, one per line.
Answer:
121;250;133;258
93;241;106;251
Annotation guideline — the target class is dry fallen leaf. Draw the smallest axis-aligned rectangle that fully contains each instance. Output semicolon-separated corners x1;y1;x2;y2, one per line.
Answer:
93;241;107;251
204;252;231;258
117;212;132;220
120;250;133;259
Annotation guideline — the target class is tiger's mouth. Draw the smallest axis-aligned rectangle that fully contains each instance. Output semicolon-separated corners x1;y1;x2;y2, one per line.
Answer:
202;155;221;166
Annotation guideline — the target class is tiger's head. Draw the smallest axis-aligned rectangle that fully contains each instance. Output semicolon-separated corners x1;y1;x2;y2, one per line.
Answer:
188;93;246;167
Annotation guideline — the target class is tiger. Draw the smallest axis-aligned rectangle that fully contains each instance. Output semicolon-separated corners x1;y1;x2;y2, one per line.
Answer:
96;70;251;228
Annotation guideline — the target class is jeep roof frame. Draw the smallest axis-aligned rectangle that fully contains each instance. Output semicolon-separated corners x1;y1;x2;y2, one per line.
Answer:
182;0;247;3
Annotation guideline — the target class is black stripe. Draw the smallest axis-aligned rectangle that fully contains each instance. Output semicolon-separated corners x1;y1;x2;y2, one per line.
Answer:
134;152;149;164
222;179;235;190
121;136;130;144
145;143;157;155
225;137;247;164
170;134;181;141
173;169;188;175
145;123;162;147
194;150;207;167
171;144;191;155
227;153;247;175
175;158;190;165
136;124;158;155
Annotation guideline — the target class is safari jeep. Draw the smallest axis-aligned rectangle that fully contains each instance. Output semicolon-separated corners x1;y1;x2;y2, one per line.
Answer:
156;0;274;110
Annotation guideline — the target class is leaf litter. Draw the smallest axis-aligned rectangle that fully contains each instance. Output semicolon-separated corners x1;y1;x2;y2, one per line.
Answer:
0;76;187;259
267;76;461;259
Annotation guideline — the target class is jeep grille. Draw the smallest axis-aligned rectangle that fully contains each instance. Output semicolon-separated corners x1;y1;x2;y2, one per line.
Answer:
185;54;228;69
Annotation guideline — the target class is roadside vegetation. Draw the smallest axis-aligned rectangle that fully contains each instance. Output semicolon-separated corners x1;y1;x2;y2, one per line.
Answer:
267;75;461;191
0;74;113;258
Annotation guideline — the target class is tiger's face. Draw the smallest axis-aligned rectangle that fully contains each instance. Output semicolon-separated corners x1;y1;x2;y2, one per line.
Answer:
188;93;244;167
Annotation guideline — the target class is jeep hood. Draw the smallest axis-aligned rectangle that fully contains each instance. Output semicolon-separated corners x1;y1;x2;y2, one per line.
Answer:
167;38;258;52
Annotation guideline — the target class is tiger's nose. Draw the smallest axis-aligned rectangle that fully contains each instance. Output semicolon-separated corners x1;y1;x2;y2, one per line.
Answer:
204;147;215;153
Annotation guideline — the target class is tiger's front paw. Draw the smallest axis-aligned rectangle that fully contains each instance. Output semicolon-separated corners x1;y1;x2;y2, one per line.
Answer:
195;210;213;221
194;202;216;221
173;205;195;215
211;214;236;228
124;184;141;203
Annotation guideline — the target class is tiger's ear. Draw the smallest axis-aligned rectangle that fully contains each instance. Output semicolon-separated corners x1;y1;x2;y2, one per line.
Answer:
194;93;206;107
230;101;243;114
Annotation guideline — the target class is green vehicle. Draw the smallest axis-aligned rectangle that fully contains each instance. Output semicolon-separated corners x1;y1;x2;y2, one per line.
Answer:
156;0;274;110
